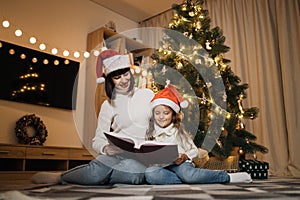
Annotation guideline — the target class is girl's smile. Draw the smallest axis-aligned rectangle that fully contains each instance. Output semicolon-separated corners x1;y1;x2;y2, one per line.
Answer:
153;105;173;128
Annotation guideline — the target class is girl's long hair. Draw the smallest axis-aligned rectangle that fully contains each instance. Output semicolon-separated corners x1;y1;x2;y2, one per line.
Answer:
104;67;135;100
145;107;194;151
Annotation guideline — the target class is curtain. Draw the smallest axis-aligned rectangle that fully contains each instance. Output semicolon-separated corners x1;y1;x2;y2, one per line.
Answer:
139;0;300;177
139;9;176;49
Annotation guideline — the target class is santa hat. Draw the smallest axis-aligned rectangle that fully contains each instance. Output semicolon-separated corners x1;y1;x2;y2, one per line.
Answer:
95;48;132;83
151;84;188;113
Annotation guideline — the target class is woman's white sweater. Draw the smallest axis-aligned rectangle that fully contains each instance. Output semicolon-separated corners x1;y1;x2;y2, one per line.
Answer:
92;88;154;154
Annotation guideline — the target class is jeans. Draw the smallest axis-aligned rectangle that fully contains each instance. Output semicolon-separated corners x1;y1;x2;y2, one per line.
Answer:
61;154;146;185
145;162;230;184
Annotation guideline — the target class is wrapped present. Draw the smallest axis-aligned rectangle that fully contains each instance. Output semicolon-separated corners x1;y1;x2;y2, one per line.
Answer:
194;155;239;172
239;159;269;179
248;170;269;179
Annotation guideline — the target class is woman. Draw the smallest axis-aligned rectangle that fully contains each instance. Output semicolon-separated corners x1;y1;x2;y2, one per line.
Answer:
144;84;252;184
31;49;154;185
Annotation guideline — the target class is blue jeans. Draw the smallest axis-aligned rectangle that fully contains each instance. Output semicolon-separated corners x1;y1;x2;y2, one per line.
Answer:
145;162;230;184
61;154;146;185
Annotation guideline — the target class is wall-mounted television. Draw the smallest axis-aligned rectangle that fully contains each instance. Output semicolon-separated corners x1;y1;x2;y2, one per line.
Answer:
0;40;79;110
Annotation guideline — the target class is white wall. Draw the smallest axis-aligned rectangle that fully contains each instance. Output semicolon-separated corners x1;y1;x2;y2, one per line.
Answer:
0;0;138;148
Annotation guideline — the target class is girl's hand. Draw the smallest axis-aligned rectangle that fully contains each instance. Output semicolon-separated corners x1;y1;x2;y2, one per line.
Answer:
103;144;123;155
174;153;189;165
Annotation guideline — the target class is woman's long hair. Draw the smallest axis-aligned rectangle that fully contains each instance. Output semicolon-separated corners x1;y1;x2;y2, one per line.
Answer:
145;106;194;151
104;67;135;100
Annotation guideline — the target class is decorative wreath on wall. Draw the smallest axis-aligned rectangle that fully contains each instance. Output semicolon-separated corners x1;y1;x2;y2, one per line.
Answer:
15;114;48;145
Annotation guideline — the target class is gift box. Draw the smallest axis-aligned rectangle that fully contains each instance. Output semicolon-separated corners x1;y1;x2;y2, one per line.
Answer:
194;155;239;171
239;159;269;179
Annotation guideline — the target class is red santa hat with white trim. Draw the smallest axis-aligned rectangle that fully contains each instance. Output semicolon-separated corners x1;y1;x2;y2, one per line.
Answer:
95;47;132;83
151;83;188;113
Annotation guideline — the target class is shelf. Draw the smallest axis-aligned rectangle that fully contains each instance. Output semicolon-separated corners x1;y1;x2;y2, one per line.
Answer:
87;26;153;56
0;144;96;172
0;158;24;171
25;159;67;171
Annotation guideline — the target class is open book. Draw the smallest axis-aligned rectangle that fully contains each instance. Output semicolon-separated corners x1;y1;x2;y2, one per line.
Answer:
104;132;178;166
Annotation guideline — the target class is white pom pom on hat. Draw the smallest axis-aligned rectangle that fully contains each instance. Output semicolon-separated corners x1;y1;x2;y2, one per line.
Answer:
96;77;106;84
167;84;188;109
151;83;188;113
95;48;131;83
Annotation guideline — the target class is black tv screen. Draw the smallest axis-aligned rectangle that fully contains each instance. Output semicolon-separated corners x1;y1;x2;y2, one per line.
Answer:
0;40;79;110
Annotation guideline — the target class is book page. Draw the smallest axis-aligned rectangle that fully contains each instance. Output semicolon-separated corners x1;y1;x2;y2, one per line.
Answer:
104;132;179;166
104;132;175;149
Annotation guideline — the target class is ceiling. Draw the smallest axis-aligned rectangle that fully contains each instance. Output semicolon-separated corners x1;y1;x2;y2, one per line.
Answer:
90;0;182;22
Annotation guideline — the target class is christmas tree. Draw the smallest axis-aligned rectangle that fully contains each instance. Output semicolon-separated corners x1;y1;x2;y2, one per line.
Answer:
150;0;268;159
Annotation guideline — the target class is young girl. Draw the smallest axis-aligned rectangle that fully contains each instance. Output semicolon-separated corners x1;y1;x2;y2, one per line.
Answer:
144;84;252;184
32;49;154;185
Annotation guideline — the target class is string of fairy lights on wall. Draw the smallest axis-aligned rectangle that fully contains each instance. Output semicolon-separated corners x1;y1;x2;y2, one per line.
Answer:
0;18;151;80
0;19;98;61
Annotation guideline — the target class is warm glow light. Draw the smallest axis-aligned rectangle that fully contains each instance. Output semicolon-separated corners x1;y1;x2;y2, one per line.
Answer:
226;113;231;119
73;51;80;58
63;50;69;56
39;43;46;50
2;20;10;28
135;68;141;74
51;48;58;55
54;60;59;65
142;70;148;77
64;59;70;65
15;29;22;37
9;49;15;55
32;57;38;63
93;50;100;56
43;59;49;65
29;37;37;44
20;54;26;59
84;51;90;58
130;68;135;75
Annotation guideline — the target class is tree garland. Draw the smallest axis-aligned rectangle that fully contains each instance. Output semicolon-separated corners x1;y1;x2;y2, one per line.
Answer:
15;114;48;145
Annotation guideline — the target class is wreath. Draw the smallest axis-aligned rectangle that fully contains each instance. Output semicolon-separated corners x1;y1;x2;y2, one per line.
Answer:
15;114;48;145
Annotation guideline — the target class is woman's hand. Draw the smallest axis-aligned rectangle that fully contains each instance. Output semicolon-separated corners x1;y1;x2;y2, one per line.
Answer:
174;153;189;165
103;144;123;155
